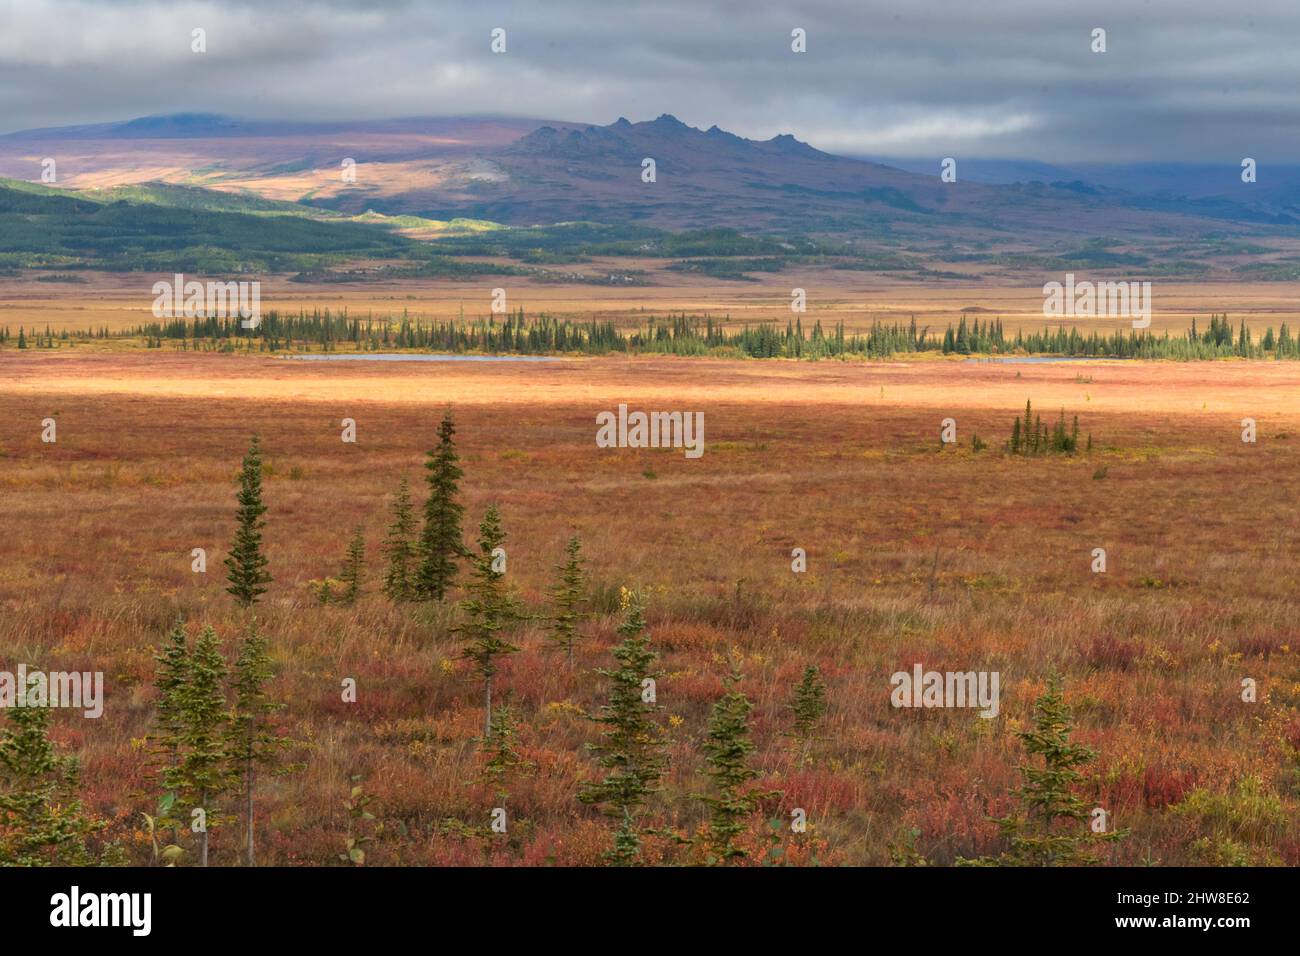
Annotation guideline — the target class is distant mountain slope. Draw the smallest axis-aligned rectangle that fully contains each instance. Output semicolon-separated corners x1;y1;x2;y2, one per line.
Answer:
377;114;1291;240
0;114;569;208
858;156;1300;225
1;113;1297;244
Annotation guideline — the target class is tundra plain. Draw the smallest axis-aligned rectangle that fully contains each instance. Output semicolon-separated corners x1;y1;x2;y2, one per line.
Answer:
3;341;1299;866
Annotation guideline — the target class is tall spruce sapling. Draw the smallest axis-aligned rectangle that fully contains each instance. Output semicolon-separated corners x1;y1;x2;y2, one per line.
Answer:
225;435;271;608
455;505;522;737
788;664;828;760
578;591;669;866
151;620;189;772
150;620;190;849
381;477;418;601
227;618;289;867
337;526;366;606
482;699;533;812
483;700;524;782
416;410;467;601
698;665;777;864
175;626;232;867
546;536;587;668
970;676;1127;866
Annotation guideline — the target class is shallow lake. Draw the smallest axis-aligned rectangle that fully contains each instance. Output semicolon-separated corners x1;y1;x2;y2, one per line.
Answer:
964;356;1131;364
282;353;562;363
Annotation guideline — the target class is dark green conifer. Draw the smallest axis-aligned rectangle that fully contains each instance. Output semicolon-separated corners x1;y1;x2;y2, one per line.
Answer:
381;477;417;601
456;505;522;737
546;536;587;668
987;676;1127;866
224;436;271;608
227;619;289;866
578;592;668;866
152;620;189;771
699;666;776;864
788;665;828;759
0;700;101;865
174;626;231;867
338;526;366;606
416;410;466;601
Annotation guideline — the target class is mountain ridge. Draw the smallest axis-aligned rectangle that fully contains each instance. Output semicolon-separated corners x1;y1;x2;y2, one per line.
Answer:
1;112;1296;240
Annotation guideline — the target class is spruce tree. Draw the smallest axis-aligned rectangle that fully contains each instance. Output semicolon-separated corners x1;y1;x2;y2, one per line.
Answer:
225;435;271;608
987;676;1126;866
788;665;828;760
483;701;523;782
227;619;287;867
416;410;466;601
175;626;231;867
546;536;587;668
0;701;100;866
381;477;417;601
149;621;192;851
455;505;521;737
699;666;775;864
338;526;366;606
482;699;531;812
151;620;190;772
578;592;668;865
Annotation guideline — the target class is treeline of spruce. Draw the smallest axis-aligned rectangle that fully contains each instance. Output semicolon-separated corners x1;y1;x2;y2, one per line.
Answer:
1;413;1126;868
4;311;1299;360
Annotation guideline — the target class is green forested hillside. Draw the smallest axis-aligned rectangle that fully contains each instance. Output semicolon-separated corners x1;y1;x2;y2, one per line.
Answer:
0;179;414;272
0;180;828;277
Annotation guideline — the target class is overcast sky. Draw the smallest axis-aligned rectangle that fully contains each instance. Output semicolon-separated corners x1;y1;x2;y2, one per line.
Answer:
1;0;1296;162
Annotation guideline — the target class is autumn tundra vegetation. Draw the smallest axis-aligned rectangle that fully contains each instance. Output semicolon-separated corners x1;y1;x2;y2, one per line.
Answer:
0;412;1123;867
2;353;1298;869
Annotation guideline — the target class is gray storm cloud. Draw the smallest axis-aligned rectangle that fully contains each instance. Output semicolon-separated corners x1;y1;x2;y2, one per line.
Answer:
0;0;1295;162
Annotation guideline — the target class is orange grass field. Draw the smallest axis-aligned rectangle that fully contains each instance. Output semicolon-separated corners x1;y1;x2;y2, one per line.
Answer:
2;349;1300;865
